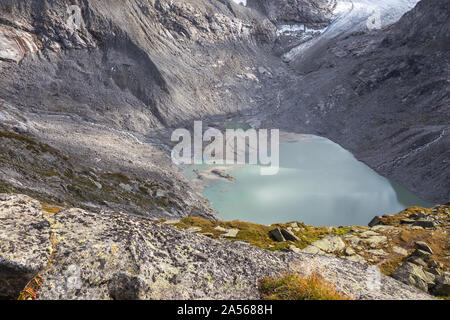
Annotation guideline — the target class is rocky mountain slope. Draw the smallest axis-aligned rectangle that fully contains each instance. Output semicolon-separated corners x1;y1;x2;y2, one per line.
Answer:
0;0;448;218
0;194;436;300
0;0;448;300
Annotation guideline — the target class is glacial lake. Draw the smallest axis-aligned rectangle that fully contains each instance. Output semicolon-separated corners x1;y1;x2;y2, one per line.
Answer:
184;135;431;226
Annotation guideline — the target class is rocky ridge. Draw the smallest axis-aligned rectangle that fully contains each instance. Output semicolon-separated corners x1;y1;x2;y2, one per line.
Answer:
171;204;449;297
0;193;436;300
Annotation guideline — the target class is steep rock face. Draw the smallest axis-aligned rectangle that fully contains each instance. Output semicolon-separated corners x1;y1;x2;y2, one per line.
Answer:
0;194;434;300
385;0;450;48
255;0;449;203
0;26;40;62
247;0;336;24
0;0;277;218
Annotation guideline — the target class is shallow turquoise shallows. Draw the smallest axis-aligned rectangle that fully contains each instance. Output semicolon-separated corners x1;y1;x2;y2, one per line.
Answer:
184;135;431;226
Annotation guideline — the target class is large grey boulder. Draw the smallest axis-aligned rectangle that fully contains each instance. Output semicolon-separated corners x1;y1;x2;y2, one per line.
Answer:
269;228;286;242
391;262;436;292
302;235;346;254
280;228;300;242
415;241;433;254
431;273;450;296
368;216;382;227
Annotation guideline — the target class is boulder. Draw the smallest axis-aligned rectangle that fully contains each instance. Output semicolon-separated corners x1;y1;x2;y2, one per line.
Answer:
344;254;367;264
413;220;436;229
359;230;379;238
367;249;386;257
406;256;427;267
222;229;239;238
345;247;356;256
415;241;433;254
362;236;388;248
368;216;382;227
280;228;300;242
308;236;346;253
431;273;450;296
392;262;436;292
214;226;228;232
301;245;324;255
392;246;408;256
343;234;361;245
269;228;286;242
411;249;432;260
289;245;302;254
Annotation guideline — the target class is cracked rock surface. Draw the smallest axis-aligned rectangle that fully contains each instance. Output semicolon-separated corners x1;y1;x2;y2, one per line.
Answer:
0;194;435;300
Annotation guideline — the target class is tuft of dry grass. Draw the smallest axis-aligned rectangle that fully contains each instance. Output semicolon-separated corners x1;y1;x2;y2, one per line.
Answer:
17;274;44;300
41;204;62;215
259;273;350;300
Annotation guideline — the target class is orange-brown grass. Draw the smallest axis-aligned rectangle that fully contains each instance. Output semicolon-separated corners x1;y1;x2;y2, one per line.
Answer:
17;274;44;300
41;204;62;215
378;228;449;275
259;273;350;300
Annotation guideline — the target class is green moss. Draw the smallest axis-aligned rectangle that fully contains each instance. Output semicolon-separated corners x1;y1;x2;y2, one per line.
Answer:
173;217;344;251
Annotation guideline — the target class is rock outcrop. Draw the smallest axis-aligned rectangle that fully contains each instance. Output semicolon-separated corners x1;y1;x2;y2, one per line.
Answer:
0;194;435;300
169;204;449;297
247;0;336;24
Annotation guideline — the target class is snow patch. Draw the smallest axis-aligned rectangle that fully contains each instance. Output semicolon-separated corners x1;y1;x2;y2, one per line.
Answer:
232;0;247;6
276;24;327;37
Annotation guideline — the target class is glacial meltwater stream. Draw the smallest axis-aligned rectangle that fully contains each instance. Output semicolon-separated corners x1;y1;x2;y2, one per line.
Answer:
184;135;431;226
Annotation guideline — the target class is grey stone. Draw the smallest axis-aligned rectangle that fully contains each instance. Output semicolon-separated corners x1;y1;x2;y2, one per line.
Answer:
362;235;388;248
269;228;285;242
406;256;427;267
392;246;408;256
368;216;382;227
301;245;324;255
412;249;432;260
392;262;436;292
367;249;387;257
428;268;442;277
431;273;450;296
345;254;367;264
214;226;228;232
309;236;346;253
415;241;433;254
289;245;302;254
345;247;356;256
413;220;436;229
280;228;300;242
222;229;239;238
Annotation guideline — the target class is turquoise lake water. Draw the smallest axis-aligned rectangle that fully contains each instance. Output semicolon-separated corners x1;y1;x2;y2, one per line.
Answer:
184;135;431;226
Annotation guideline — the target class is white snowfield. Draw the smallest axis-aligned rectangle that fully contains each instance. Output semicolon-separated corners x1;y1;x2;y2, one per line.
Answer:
283;0;420;62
